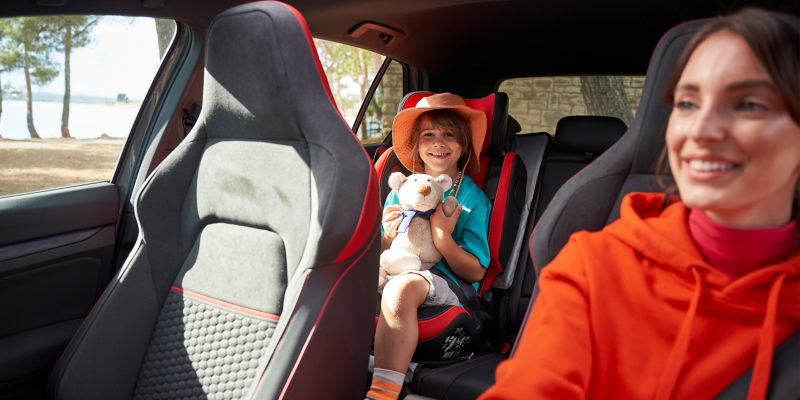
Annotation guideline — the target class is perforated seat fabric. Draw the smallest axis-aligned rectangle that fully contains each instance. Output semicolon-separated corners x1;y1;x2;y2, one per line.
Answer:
48;3;379;400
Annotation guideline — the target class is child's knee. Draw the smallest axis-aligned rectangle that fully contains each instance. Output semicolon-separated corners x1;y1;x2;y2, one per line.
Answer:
381;274;429;313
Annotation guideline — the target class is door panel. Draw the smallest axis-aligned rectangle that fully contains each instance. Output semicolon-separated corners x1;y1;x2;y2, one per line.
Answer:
0;196;117;392
0;183;118;246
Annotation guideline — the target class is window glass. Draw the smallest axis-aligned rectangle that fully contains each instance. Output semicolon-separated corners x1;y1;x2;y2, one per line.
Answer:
313;39;389;143
499;76;645;135
356;60;403;144
0;16;175;197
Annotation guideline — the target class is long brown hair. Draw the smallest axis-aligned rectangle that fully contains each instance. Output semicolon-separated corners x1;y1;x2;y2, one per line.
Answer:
409;109;472;173
657;8;800;226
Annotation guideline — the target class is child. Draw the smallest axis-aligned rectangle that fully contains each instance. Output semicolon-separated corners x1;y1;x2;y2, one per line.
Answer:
367;93;492;400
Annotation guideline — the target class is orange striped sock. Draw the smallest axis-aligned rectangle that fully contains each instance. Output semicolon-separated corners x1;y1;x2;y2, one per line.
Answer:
365;368;404;400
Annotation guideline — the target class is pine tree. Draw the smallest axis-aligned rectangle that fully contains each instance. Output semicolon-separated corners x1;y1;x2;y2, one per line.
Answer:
51;16;100;138
9;17;59;139
0;21;22;139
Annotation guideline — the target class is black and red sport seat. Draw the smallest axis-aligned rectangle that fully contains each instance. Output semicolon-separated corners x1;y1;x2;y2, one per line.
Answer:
48;3;380;400
374;91;527;361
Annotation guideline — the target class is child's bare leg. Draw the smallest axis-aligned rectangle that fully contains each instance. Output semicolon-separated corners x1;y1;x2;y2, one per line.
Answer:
374;274;430;374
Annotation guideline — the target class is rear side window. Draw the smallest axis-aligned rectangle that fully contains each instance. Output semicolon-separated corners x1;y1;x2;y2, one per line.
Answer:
0;16;175;198
357;60;403;144
314;39;387;143
499;76;645;135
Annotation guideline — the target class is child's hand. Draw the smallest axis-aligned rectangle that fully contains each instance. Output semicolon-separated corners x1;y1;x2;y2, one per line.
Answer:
430;202;462;248
382;205;403;241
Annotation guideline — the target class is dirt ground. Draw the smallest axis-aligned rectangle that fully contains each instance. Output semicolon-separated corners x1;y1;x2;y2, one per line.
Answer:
0;138;125;197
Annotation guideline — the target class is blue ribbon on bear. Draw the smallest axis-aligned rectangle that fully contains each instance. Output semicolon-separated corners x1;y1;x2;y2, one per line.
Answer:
395;209;435;233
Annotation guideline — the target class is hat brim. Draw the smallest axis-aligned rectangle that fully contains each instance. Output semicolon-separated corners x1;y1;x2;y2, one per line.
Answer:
392;105;487;176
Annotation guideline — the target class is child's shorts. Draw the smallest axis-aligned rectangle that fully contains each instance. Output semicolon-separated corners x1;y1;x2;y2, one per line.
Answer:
390;270;459;307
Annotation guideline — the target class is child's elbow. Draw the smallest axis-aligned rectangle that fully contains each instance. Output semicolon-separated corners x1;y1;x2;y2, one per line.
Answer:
467;266;487;283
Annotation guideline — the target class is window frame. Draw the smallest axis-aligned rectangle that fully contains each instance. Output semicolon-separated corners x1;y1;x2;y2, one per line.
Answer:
353;58;409;146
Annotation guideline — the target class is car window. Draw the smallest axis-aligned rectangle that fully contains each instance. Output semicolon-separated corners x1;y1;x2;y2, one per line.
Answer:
499;76;645;135
314;39;395;143
0;16;175;198
355;60;403;144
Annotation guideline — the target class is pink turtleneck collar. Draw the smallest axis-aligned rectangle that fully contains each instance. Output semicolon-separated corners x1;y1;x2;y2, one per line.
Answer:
688;208;798;280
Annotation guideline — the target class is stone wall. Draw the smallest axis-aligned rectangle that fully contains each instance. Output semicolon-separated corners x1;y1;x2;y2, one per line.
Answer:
378;61;405;139
499;76;645;134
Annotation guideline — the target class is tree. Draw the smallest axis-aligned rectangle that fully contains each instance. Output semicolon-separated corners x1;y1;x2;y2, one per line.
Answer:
50;16;100;138
579;76;634;126
0;21;22;139
314;40;383;139
154;19;175;59
9;17;59;139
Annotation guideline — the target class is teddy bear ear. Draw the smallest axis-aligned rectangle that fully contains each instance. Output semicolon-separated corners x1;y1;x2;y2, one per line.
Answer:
435;174;452;190
388;172;408;192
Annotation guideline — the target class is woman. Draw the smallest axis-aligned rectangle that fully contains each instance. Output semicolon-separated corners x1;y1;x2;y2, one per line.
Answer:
480;9;799;400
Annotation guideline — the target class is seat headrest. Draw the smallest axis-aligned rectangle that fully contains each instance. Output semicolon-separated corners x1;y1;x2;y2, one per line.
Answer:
204;1;344;141
398;91;511;157
553;116;627;155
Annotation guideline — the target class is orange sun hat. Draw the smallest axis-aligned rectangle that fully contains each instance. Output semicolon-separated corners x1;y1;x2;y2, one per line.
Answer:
391;93;487;176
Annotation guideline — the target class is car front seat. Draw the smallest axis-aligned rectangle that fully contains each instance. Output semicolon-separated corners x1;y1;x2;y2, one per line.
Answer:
48;2;380;399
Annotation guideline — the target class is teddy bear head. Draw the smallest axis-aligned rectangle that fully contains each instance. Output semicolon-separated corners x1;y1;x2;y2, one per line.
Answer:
388;172;453;212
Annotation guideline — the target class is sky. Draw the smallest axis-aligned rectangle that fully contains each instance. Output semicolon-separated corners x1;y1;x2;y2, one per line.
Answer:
5;17;165;101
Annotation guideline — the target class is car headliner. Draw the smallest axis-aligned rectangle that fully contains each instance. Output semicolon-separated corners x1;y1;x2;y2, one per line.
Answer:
2;0;795;90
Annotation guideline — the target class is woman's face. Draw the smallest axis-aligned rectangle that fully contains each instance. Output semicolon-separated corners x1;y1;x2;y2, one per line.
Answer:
666;30;800;228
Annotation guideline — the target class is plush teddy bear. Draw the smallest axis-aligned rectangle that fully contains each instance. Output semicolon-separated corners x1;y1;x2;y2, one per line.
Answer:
379;172;459;289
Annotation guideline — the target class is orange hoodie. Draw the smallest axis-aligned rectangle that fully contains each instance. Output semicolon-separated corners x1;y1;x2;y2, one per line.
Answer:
480;192;799;400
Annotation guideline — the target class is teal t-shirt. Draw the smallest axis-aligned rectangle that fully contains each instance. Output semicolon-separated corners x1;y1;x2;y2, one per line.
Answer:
382;175;491;290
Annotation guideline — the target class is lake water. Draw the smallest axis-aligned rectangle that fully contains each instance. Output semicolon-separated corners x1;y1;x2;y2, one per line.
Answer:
0;100;141;140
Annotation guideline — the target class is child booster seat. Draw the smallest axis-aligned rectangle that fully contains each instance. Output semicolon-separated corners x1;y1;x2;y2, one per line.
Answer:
374;91;527;361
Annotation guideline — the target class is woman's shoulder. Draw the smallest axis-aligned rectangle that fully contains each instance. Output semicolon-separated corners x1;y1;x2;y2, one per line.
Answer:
541;229;640;286
547;229;632;265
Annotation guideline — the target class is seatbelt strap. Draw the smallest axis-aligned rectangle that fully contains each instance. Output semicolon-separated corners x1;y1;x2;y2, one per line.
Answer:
430;265;503;347
713;330;800;400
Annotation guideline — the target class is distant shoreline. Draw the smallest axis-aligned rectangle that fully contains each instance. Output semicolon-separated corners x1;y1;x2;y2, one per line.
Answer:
0;135;126;144
5;96;142;105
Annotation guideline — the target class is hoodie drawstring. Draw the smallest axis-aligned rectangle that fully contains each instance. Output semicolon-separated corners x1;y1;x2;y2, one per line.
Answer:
655;269;787;400
746;273;785;400
655;267;703;400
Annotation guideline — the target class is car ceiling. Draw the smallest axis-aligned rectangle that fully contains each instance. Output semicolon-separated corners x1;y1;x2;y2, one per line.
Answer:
3;0;797;86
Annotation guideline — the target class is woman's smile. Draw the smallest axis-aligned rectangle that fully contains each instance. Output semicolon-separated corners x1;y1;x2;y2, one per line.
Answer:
681;154;741;182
